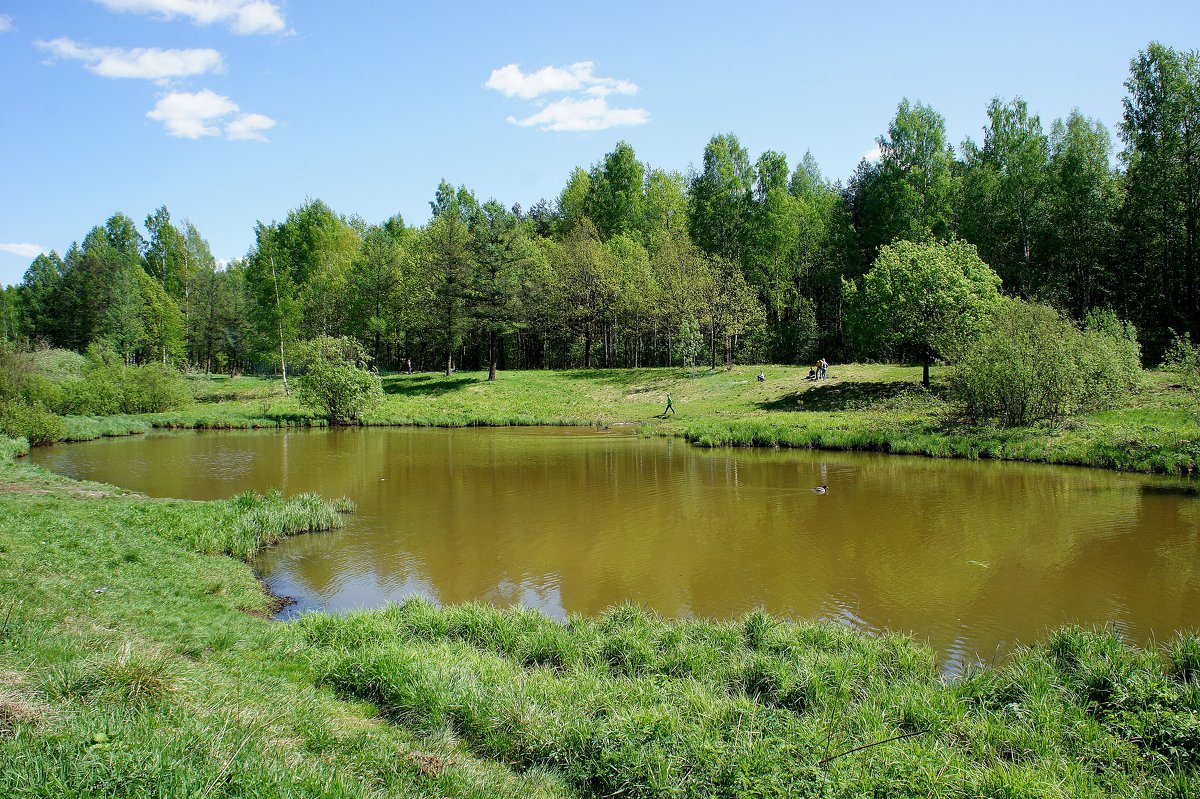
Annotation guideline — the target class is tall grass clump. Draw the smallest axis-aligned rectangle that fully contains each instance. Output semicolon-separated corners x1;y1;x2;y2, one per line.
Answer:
164;489;357;559
296;602;1200;798
0;434;30;459
218;489;356;559
951;300;1142;426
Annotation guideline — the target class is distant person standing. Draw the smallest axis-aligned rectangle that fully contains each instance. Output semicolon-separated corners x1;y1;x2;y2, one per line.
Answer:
818;358;828;379
405;357;413;374
663;393;676;416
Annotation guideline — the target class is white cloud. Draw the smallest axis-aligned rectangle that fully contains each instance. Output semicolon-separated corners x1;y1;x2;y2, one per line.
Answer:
224;112;275;141
146;89;275;141
862;145;882;163
148;90;237;138
36;37;223;82
487;61;646;133
0;15;13;33
507;96;649;132
0;243;47;258
94;0;286;35
485;61;639;100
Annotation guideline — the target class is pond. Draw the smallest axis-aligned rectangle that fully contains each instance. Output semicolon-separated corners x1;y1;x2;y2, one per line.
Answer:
30;426;1200;669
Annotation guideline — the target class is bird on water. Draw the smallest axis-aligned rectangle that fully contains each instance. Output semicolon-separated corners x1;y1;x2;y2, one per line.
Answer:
812;485;828;494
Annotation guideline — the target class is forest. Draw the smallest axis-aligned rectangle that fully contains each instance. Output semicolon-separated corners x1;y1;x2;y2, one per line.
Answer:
2;42;1197;378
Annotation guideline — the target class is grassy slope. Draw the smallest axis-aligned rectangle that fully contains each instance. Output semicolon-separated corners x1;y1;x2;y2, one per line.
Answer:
0;446;571;799
82;364;1200;474
2;439;1197;797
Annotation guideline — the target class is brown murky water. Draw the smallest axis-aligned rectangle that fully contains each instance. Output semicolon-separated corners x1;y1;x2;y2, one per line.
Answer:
30;427;1200;668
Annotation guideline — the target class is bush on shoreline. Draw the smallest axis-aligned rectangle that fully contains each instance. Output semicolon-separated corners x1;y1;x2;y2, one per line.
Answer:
1163;331;1200;394
295;335;383;425
0;345;193;444
950;300;1142;426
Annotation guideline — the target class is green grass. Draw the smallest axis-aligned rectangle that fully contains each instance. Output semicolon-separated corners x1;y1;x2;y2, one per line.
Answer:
2;433;1198;797
0;438;573;799
95;365;1198;475
298;600;1200;798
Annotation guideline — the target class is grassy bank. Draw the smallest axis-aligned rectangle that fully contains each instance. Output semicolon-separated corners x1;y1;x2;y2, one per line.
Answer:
301;600;1200;798
55;364;1197;475
1;436;1197;797
0;438;572;798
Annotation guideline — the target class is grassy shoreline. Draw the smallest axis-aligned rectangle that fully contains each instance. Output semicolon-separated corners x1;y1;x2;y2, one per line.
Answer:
1;435;1198;797
38;364;1200;476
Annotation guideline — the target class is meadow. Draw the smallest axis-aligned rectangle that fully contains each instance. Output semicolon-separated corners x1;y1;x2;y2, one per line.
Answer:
78;363;1200;475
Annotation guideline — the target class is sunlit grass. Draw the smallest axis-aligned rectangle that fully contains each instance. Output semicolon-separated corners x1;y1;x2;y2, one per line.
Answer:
0;440;571;798
299;599;1200;798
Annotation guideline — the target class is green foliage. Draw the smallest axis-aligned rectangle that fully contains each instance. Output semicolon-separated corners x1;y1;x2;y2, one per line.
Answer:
951;300;1142;425
1162;331;1200;392
957;97;1050;298
675;318;703;375
0;344;64;445
873;98;956;245
59;357;192;416
1120;42;1200;358
845;239;1002;384
9;43;1200;376
116;363;194;413
0;401;65;446
0;345;191;417
295;335;383;425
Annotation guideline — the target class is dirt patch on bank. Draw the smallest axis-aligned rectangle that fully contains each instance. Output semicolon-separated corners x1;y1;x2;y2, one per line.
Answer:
0;485;123;498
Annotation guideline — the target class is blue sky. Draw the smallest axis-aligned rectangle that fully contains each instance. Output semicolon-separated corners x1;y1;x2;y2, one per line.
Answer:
1;0;1197;287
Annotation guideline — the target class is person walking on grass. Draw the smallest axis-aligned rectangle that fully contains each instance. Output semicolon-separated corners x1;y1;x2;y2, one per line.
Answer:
663;392;676;416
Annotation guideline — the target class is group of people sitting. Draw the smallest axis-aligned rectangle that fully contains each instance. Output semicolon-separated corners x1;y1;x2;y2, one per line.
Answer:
805;358;829;381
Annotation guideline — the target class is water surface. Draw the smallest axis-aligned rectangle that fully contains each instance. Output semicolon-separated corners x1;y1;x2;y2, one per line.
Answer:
31;427;1200;667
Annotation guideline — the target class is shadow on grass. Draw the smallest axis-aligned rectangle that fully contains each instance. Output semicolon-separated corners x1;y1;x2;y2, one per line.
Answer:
560;368;673;386
757;380;934;412
381;375;477;396
561;367;733;388
263;411;321;425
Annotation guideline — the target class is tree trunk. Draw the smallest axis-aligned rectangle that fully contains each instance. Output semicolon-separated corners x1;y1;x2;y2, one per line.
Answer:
488;330;497;381
270;254;289;396
922;357;930;388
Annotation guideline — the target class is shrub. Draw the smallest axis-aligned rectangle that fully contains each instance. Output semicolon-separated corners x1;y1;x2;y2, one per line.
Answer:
0;401;65;446
0;345;191;417
118;363;193;413
0;343;33;403
1162;331;1200;393
295;336;383;425
60;367;123;415
58;360;191;415
951;300;1142;426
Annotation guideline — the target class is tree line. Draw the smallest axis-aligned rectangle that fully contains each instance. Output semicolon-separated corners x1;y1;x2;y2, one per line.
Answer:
3;42;1197;377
